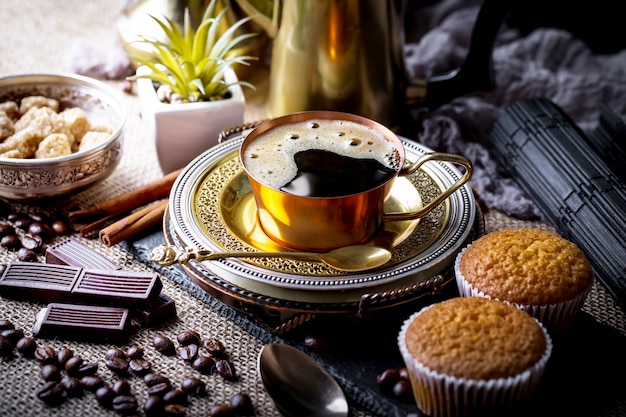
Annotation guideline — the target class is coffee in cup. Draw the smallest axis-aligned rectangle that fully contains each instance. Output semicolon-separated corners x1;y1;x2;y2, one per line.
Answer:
241;118;402;198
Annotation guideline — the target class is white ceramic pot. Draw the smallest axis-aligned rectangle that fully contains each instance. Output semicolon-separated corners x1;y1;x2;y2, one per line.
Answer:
136;65;245;174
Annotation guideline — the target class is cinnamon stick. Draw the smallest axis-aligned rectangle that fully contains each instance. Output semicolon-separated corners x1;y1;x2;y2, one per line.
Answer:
69;168;182;229
99;199;169;247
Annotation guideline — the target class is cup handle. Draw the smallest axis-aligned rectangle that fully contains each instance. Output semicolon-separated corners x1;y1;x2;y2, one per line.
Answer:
383;152;472;221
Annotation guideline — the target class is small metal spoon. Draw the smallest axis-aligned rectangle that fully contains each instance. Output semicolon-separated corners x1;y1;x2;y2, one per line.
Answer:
258;343;349;417
150;243;392;272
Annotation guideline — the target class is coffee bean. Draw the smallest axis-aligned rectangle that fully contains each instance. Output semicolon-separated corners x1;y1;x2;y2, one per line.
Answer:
164;403;187;416
376;368;400;393
64;356;84;376
81;375;105;392
41;363;62;382
6;212;19;222
302;333;330;350
36;381;65;406
15;336;37;357
27;221;53;239
112;394;138;415
178;344;198;362
13;217;31;231
0;319;14;330
16;246;36;261
34;346;57;365
56;348;74;367
144;395;166;417
60;376;83;398
113;379;132;395
0;335;13;357
163;389;188;406
0;223;15;237
209;404;235;417
153;334;176;355
77;361;99;377
21;234;43;251
392;379;414;402
129;358;152;375
95;385;116;408
215;359;237;381
105;347;127;360
180;377;206;397
147;382;172;397
125;345;144;359
1;234;21;250
1;328;24;346
106;356;129;375
399;367;410;380
177;330;201;346
191;355;215;374
51;219;70;235
230;393;254;415
203;338;226;356
144;372;170;387
28;212;48;223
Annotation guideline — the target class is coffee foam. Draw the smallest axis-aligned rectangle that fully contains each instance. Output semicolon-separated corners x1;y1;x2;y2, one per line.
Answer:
242;119;400;190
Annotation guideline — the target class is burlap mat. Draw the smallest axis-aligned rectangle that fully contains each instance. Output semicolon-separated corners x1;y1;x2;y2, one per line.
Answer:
1;1;625;416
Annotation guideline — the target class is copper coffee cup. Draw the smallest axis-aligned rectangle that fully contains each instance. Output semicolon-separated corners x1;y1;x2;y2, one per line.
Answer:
240;111;472;252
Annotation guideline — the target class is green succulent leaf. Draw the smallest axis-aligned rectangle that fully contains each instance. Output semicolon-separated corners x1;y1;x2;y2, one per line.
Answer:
127;0;258;102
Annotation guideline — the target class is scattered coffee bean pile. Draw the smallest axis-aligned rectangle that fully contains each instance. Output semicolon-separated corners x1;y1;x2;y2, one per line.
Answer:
0;208;70;265
153;331;239;382
1;318;255;416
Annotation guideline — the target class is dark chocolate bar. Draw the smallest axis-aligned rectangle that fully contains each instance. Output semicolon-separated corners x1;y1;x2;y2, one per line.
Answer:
0;262;162;309
46;237;122;270
133;293;177;327
32;303;130;343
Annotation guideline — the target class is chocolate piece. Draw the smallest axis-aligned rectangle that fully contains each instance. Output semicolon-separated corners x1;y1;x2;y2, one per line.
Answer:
72;269;162;308
46;237;121;270
32;303;131;343
0;262;81;302
0;262;162;308
133;293;177;327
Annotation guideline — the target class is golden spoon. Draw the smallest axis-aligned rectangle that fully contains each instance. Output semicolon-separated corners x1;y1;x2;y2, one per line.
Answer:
150;243;392;272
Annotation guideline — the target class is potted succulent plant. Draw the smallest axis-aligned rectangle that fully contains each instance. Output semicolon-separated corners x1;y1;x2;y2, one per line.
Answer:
127;0;257;174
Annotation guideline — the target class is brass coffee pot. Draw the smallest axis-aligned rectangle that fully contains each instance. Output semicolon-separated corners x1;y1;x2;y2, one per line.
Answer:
262;0;511;128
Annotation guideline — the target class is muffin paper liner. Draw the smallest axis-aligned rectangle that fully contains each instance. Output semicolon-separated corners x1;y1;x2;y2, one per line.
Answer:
454;245;592;336
398;305;553;417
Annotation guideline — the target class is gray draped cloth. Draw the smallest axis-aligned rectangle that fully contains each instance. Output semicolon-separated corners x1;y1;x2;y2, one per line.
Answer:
403;0;626;219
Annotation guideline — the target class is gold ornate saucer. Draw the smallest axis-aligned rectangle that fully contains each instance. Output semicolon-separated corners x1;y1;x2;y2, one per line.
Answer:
199;151;440;264
166;134;476;296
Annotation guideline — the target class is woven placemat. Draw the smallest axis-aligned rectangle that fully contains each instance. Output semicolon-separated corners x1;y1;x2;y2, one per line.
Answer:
0;234;284;417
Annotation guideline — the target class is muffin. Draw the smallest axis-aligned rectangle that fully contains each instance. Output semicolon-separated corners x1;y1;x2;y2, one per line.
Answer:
454;228;593;335
398;296;552;417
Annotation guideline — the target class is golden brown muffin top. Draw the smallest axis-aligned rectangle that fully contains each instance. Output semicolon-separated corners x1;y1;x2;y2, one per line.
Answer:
405;297;548;380
458;228;593;305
